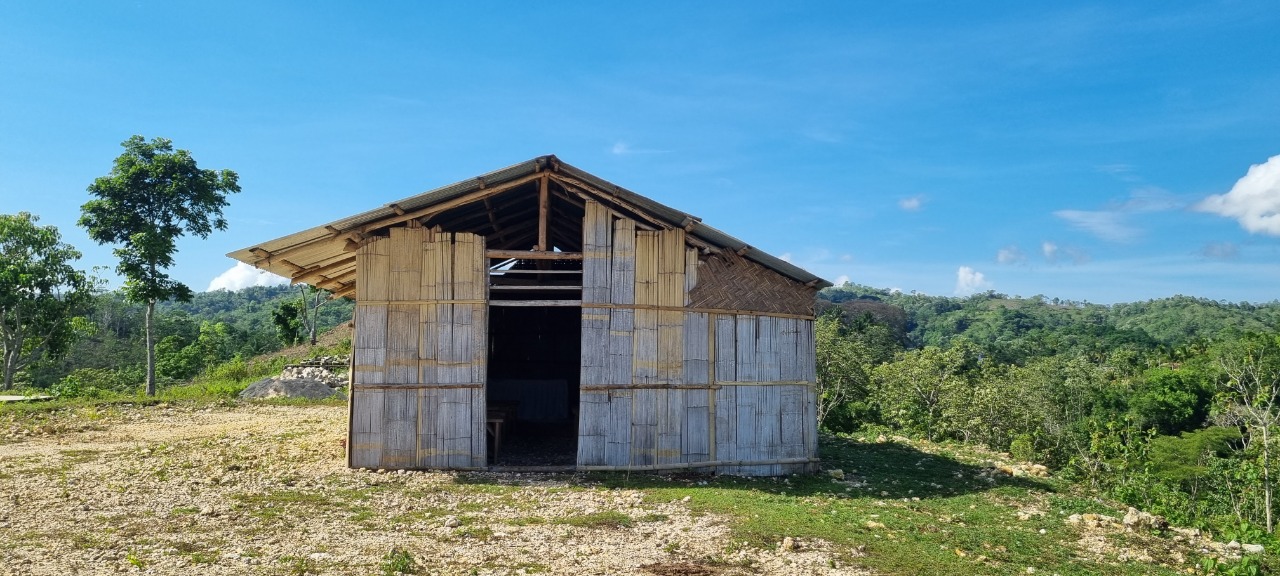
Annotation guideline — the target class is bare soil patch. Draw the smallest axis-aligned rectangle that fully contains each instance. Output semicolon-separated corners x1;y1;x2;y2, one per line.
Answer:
0;403;853;575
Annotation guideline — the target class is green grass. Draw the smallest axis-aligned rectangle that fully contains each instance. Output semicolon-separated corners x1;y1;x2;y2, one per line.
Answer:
379;548;419;575
586;434;1193;575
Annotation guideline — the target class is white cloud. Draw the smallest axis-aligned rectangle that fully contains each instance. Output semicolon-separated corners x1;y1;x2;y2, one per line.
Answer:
1196;155;1280;235
834;274;851;286
1053;209;1137;242
954;266;992;296
208;262;289;292
1042;241;1059;261
839;254;853;262
779;252;793;263
1053;188;1181;243
1042;241;1089;265
997;245;1026;265
898;196;924;211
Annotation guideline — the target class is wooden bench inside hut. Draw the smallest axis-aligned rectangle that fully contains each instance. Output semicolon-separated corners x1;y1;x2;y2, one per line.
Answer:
227;155;831;476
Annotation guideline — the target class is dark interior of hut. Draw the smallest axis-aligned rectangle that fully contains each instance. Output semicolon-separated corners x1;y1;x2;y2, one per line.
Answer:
486;305;581;467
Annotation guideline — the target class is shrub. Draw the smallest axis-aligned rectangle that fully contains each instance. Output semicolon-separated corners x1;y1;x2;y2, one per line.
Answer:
379;548;418;575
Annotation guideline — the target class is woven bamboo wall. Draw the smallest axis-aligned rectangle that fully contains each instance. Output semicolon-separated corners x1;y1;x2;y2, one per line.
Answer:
688;250;818;317
577;200;818;475
349;225;488;470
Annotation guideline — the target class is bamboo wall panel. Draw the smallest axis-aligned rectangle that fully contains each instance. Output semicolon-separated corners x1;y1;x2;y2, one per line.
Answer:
582;200;612;305
566;209;818;475
577;392;608;464
606;390;632;465
632;231;658;385
350;389;384;468
350;227;487;470
657;229;686;384
682;312;709;386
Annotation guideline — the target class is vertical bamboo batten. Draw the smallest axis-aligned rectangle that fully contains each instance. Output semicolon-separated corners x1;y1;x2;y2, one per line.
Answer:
350;234;389;468
632;231;658;385
578;201;615;465
607;219;636;386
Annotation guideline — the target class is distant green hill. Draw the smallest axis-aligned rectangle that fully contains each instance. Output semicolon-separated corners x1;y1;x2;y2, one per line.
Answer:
819;283;1280;361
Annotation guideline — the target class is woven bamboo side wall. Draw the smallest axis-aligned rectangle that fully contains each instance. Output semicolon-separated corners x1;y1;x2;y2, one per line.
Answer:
688;250;817;317
349;226;487;470
576;200;818;475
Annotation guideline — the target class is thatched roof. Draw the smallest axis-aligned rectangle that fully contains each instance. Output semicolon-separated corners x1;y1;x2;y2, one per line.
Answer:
227;155;830;297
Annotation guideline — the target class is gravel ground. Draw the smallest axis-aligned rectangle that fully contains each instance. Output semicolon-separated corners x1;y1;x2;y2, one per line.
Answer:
0;403;858;575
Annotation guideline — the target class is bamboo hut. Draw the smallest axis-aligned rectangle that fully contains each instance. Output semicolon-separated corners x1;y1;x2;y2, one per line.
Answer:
228;156;831;475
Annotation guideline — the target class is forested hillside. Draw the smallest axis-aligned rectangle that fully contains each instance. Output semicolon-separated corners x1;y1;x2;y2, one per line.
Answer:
817;283;1280;545
23;285;354;391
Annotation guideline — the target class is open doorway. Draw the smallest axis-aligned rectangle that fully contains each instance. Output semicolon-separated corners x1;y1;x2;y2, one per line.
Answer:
486;305;581;467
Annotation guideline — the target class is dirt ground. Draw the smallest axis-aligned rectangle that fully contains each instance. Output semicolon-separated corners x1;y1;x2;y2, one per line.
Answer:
0;403;855;576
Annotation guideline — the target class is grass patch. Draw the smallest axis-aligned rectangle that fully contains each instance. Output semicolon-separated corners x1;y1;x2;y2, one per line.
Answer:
454;525;494;540
586;435;1188;576
379;548;419;575
231;489;355;522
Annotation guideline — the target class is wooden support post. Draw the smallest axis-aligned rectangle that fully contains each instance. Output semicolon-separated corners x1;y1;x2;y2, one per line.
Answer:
537;174;550;251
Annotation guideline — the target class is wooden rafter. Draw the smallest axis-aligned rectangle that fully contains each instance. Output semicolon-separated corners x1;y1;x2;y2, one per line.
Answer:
356;172;543;235
315;269;357;291
550;174;669;230
293;257;357;285
537;174;550;251
483;198;505;245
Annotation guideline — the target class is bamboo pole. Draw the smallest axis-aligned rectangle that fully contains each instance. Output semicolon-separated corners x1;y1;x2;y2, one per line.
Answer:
485;250;583;261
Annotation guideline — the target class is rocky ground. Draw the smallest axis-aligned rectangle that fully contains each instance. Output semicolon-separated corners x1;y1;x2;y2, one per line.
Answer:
0;403;857;576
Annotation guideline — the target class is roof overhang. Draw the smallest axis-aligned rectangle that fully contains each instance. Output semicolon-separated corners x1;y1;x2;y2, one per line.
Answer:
227;155;832;294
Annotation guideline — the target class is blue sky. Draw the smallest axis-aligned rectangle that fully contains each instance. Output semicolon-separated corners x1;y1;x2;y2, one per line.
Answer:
2;2;1278;304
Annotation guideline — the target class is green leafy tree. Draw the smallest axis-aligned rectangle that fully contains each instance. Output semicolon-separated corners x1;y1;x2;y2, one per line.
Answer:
872;343;977;440
273;298;305;347
0;213;96;390
1213;334;1280;533
79;136;240;396
814;314;870;430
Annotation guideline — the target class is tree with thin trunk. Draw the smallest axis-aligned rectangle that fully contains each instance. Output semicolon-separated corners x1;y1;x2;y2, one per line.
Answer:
299;285;330;346
0;213;95;390
1215;334;1280;533
79;136;239;396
